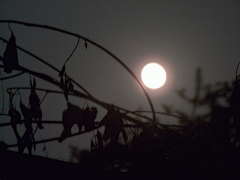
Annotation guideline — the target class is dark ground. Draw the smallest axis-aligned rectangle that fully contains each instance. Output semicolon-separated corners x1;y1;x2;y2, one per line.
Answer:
1;148;240;180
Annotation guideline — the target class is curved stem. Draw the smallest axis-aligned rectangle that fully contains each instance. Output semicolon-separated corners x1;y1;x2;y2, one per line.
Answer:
65;37;79;64
0;20;156;122
0;72;25;81
0;36;93;98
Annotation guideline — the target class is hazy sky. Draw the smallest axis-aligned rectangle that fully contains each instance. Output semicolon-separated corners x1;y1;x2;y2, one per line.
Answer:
0;1;240;161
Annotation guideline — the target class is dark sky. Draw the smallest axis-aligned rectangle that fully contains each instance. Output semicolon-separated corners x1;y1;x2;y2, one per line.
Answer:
0;1;240;161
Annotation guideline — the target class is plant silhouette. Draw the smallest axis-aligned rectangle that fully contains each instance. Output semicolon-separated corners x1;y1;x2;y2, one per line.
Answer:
20;101;36;154
99;107;128;144
1;20;240;179
29;77;43;129
3;31;19;73
9;106;22;152
58;102;98;142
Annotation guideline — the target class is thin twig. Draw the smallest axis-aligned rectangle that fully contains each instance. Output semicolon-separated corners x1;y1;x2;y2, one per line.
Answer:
65;37;79;64
6;123;145;148
0;72;25;81
0;120;145;127
0;20;156;121
6;85;152;124
0;37;92;97
133;110;183;120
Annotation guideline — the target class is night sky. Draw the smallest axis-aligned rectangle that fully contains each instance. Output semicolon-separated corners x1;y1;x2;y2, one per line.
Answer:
0;1;240;162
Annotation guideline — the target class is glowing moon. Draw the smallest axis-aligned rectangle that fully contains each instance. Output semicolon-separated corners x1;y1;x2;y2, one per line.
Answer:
141;63;166;89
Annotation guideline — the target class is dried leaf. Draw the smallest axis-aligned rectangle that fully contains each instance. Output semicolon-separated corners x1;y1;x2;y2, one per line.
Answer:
65;76;69;86
97;131;103;149
69;81;74;91
60;76;64;89
29;82;40;109
30;77;36;92
101;110;124;143
64;90;69;101
85;40;87;49
59;103;82;142
59;64;65;76
122;129;128;143
33;78;36;88
20;101;30;119
10;108;22;124
91;139;96;152
3;33;19;73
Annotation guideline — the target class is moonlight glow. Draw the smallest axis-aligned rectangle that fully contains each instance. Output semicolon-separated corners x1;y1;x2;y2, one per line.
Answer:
141;63;166;89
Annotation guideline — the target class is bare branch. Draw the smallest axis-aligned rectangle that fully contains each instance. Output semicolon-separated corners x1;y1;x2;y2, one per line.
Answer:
0;20;156;121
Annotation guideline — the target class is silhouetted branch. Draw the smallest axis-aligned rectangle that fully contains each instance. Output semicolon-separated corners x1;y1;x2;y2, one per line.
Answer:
7;87;68;95
6;87;151;125
6;122;145;148
0;38;154;124
6;125;104;148
112;105;153;121
0;36;92;97
0;20;156;121
8;88;152;123
1;66;148;128
133;110;182;120
0;113;9;117
0;120;146;128
64;37;79;64
0;120;62;127
0;66;25;81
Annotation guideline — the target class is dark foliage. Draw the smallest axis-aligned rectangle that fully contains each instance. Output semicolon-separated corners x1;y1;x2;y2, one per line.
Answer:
1;22;240;179
58;102;98;142
99;107;128;143
66;68;240;179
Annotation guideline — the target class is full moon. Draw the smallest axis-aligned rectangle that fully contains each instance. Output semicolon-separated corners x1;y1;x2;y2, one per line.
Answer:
141;63;166;89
